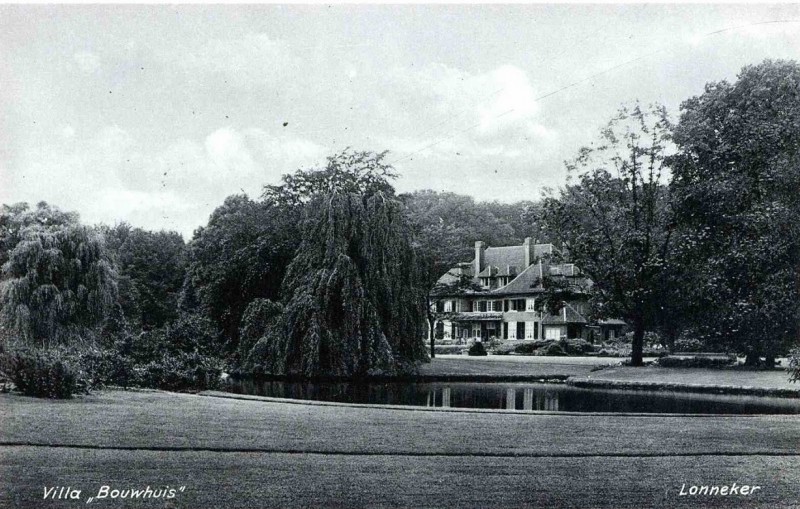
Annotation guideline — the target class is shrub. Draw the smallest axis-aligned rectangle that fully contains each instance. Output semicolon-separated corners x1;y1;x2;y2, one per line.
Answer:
78;345;137;390
657;355;736;369
544;342;566;356
789;349;799;383
1;347;78;398
468;341;488;356
138;351;223;391
563;338;594;355
673;333;705;353
433;345;467;355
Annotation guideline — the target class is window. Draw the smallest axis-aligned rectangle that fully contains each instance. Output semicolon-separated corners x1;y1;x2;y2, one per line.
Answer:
513;299;525;311
534;321;539;340
444;300;453;312
478;301;487;312
436;301;445;313
503;322;508;339
526;298;536;311
525;322;535;339
545;328;561;340
516;322;525;340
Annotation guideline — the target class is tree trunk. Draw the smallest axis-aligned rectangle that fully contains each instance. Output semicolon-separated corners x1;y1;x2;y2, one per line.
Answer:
429;317;436;359
630;317;645;367
745;352;761;367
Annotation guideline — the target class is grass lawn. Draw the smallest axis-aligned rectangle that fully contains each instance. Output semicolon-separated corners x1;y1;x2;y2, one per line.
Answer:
422;356;798;394
418;355;620;378
2;390;800;507
573;365;799;392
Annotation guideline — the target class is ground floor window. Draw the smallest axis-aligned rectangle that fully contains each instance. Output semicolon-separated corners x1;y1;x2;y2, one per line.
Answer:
545;327;561;340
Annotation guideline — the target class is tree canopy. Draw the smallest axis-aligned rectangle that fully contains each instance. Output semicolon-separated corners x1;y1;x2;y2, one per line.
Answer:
670;59;800;364
541;103;676;365
0;203;118;347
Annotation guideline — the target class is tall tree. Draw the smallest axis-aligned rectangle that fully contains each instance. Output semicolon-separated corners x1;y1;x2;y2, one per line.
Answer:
183;195;296;356
263;191;427;377
670;60;800;365
0;203;118;348
103;223;187;330
541;103;676;366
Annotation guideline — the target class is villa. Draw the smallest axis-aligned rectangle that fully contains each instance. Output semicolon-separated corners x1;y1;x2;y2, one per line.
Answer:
430;238;625;343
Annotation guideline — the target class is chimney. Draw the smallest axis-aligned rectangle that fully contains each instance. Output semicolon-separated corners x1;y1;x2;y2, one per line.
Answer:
523;237;533;267
474;241;486;276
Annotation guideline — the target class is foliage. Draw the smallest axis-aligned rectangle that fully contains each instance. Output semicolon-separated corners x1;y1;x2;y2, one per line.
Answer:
237;298;283;365
467;341;488;356
541;103;677;366
402;190;521;357
790;349;800;383
670;59;800;365
0;202;80;268
0;205;119;348
263;150;397;207
183;195;297;355
544;342;566;356
402;190;518;290
657;355;737;369
1;346;78;398
136;351;223;391
254;189;428;377
78;313;223;391
102;223;186;330
432;344;467;355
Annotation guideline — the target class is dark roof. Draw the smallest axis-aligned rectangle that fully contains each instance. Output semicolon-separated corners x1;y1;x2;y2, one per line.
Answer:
491;263;544;295
477;266;497;277
480;245;526;270
541;302;589;324
496;265;518;277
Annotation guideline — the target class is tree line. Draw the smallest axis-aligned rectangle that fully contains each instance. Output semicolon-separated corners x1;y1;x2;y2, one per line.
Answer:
1;59;799;395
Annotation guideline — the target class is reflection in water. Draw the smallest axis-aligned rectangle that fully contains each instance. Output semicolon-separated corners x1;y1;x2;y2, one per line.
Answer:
226;380;800;415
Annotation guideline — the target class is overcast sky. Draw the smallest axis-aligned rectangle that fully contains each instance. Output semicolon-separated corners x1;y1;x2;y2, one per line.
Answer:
2;4;800;238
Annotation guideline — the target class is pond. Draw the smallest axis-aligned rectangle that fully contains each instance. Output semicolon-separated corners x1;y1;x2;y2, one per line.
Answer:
224;380;800;414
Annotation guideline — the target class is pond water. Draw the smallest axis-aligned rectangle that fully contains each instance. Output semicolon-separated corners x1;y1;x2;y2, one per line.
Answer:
224;380;800;414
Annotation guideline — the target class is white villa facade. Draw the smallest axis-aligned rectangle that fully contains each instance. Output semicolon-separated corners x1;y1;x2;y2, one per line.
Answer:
430;238;622;343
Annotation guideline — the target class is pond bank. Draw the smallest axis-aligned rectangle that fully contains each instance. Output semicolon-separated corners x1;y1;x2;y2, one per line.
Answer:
419;356;799;398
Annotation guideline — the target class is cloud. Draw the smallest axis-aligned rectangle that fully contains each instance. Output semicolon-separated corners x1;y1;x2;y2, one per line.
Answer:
8;125;326;237
73;51;101;74
179;33;298;86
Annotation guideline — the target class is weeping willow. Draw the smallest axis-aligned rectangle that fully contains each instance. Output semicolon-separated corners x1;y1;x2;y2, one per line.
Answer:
257;191;428;377
0;224;118;348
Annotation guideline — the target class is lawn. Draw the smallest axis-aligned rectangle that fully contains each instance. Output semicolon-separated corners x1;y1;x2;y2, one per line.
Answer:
418;355;620;378
421;356;799;395
2;390;800;507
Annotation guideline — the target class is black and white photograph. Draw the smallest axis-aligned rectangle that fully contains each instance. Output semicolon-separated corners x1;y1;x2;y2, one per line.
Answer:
1;2;800;508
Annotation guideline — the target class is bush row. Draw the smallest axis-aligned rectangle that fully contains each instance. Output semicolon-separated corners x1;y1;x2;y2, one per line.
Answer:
0;313;224;399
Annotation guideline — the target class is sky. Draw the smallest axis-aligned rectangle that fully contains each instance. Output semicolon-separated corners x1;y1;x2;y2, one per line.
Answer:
2;4;800;238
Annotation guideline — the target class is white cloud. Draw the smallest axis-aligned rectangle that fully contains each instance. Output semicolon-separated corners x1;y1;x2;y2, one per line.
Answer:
9;125;326;237
180;33;298;86
73;51;101;74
